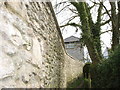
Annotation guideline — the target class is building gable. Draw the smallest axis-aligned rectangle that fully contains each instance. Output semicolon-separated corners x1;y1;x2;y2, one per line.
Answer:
64;36;80;43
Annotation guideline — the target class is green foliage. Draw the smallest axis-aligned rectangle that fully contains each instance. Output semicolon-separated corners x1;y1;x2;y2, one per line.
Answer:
67;76;84;88
83;78;91;88
67;76;91;88
91;45;120;88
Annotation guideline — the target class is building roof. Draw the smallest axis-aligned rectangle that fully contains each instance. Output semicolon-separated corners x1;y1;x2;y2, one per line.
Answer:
64;36;80;43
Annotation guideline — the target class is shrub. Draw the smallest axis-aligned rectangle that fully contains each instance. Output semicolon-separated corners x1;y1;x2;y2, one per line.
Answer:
91;45;120;88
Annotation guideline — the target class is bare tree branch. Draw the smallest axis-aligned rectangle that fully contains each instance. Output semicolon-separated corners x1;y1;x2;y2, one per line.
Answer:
102;10;111;16
68;7;78;14
100;30;112;35
60;22;81;28
67;15;78;23
100;2;112;22
100;19;111;26
56;4;71;15
54;1;67;9
60;14;78;24
89;4;96;9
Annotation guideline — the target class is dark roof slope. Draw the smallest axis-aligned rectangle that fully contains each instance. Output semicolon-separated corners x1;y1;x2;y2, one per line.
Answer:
64;36;80;43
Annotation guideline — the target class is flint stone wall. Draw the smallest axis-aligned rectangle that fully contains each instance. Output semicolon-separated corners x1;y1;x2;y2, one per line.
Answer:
0;1;84;88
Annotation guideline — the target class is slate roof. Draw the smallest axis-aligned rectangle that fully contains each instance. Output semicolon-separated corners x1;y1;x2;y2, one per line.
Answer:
64;36;80;43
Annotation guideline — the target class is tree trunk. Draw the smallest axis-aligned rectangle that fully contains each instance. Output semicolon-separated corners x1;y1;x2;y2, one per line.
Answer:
118;1;120;44
110;2;119;51
92;4;103;59
71;2;101;64
85;37;101;64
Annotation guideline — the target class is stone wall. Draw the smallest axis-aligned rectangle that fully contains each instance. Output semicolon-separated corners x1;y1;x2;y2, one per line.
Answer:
0;1;84;88
65;54;84;84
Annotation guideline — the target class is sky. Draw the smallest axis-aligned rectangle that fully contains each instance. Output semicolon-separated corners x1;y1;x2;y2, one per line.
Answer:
52;0;81;39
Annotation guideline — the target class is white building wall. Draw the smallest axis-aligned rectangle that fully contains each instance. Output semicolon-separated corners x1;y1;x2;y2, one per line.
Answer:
65;43;84;61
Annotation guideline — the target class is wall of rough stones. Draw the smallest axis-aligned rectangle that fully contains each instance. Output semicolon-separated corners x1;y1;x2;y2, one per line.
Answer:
0;1;84;88
65;54;84;84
